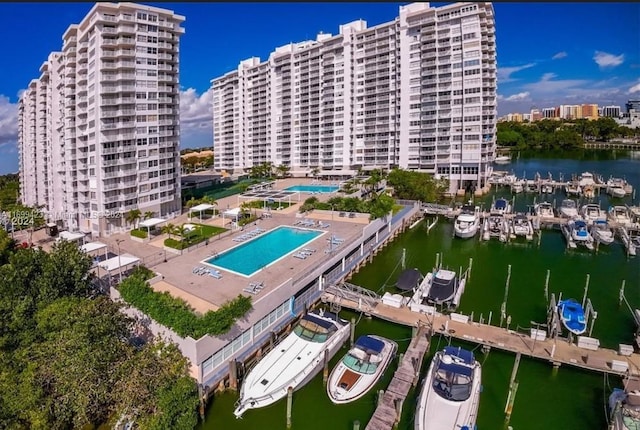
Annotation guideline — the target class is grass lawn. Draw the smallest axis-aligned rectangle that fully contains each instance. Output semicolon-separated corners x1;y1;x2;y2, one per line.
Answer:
165;223;228;250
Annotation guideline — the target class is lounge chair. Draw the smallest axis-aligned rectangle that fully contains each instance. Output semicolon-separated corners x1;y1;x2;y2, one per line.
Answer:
293;253;307;260
302;248;316;253
319;222;330;228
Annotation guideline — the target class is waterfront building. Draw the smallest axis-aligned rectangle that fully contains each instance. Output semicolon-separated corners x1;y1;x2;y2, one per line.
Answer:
626;100;640;114
602;105;621;118
18;2;185;236
212;2;497;194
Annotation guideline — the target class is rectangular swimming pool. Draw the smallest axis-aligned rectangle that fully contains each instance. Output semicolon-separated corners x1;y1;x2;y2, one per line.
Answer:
285;185;339;193
203;226;324;277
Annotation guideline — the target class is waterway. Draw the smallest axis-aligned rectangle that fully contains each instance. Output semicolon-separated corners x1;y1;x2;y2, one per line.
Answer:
202;153;640;430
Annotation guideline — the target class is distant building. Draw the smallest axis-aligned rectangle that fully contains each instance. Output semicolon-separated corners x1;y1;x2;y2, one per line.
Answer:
602;105;621;118
530;109;542;122
626;100;640;113
542;107;558;119
581;104;599;120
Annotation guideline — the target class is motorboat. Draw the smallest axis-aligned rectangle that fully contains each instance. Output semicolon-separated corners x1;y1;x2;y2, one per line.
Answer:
609;377;640;430
557;298;587;336
590;219;615;245
233;310;350;418
619;225;640;257
609;185;627;199
483;213;508;242
581;203;604;224
565;181;582;196
609;206;632;226
578;172;596;187
414;346;481;430
559;199;579;218
409;266;467;311
509;213;534;240
607;177;630;198
582;184;596;199
490;197;511;215
541;182;554;194
510;180;524;194
570;219;594;248
535;201;555;219
494;155;511;164
326;335;397;404
454;205;481;239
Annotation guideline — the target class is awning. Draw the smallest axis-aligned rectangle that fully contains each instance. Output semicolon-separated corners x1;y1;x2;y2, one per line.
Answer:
139;218;167;229
57;231;85;242
224;207;242;217
80;241;107;253
98;254;140;272
189;203;216;213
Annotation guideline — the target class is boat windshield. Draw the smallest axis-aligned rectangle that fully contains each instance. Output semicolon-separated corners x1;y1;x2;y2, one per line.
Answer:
432;361;473;401
342;352;379;374
293;318;334;343
562;200;576;208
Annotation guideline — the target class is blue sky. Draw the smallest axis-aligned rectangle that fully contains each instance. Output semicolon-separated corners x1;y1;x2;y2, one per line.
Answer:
0;2;638;174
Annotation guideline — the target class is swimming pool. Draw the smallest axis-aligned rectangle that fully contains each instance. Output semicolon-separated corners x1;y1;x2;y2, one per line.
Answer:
203;226;324;277
285;185;339;193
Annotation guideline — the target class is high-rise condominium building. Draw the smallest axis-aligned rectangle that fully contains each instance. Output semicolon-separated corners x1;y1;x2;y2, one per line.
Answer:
626;100;640;114
602;105;621;118
18;2;184;237
212;2;497;193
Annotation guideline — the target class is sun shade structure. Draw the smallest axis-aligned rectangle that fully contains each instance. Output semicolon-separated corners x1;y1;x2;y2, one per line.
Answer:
138;217;167;236
57;231;86;243
188;203;216;220
98;254;140;272
237;189;300;208
80;241;108;254
396;268;423;291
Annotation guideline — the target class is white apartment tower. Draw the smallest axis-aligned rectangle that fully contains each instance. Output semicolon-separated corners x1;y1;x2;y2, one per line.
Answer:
212;2;497;193
18;3;185;236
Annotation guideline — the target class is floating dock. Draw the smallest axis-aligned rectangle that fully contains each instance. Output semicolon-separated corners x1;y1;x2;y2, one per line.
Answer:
322;285;640;377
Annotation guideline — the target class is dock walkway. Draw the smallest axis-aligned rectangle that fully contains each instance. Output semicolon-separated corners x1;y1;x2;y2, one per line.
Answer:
365;324;431;430
322;290;640;378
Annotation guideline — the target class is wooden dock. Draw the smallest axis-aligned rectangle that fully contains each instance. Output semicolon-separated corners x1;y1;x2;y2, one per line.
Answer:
365;324;431;430
322;289;640;378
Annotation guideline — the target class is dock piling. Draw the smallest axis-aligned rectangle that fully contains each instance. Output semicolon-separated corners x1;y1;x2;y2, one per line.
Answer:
377;389;385;407
286;386;293;429
350;317;356;347
353;420;360;430
323;349;329;385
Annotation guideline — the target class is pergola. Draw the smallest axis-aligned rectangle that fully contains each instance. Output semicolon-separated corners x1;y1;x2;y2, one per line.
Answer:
98;254;141;282
80;241;108;261
139;217;167;236
237;189;300;208
188;203;216;220
222;207;242;229
57;231;86;244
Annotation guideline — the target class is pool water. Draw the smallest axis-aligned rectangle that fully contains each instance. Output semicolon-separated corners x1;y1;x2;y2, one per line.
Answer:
204;226;323;277
285;185;339;193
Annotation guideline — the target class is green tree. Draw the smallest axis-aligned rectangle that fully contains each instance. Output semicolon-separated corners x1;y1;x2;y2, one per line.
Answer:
161;223;176;240
125;209;142;229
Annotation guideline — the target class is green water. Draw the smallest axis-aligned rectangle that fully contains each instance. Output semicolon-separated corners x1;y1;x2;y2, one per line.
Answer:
202;156;639;429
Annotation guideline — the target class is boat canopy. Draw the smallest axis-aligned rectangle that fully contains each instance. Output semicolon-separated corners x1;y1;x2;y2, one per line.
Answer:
301;313;336;332
444;346;475;365
574;220;587;229
494;199;507;210
437;360;473;377
355;335;384;355
461;205;476;213
428;270;457;302
396;268;422;291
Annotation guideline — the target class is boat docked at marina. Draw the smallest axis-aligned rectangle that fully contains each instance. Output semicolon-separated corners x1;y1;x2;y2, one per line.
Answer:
565;181;582;197
582;184;596;199
490;197;511;215
494;155;511;164
609;376;640;430
415;346;482;430
509;213;534;240
561;219;594;250
607;177;631;198
326;335;397;404
454;205;481;239
482;213;508;242
233;310;350;418
609;206;633;226
590;219;615;245
619;225;640;257
559;199;579;218
535;201;555;219
510;180;524;194
409;266;467;311
578;171;596;187
540;181;554;194
581;203;604;224
557;298;587;336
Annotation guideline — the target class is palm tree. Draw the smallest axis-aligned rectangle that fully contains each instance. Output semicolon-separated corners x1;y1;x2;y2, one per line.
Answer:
200;195;218;217
161;223;175;240
125;209;142;229
143;211;154;221
185;197;200;209
311;167;320;180
174;224;188;241
275;164;290;179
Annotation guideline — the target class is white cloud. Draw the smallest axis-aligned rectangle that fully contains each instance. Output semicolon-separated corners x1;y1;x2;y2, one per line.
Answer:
0;95;19;148
540;73;557;82
496;63;536;83
552;51;567;60
629;82;640;94
501;91;531;102
593;51;625;69
179;87;213;149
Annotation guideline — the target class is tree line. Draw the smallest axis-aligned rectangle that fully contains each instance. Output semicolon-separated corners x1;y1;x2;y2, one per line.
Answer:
497;118;638;151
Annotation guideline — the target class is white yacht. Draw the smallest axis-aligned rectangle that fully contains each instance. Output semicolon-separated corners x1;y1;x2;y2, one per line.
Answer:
609;206;632;226
565;219;594;250
535;201;555;219
560;199;579;218
509;213;534;240
619;225;640;257
581;203;604;224
494;155;511;164
327;335;397;404
578;171;596;187
510;180;524;194
234;310;350;418
415;346;482;430
590;219;615;245
483;213;508;242
565;181;582;196
454;205;481;239
607;177;630;198
609;377;640;430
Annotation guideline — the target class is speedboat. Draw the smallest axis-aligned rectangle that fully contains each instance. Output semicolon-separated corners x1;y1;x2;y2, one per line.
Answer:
454;205;480;239
326;335;397;404
557;298;587;336
581;203;604;224
490;197;511;215
418;268;466;309
607;177;630;198
483;213;507;242
609;206;632;226
578;172;595;187
415;346;482;430
510;213;533;240
541;182;554;194
565;181;581;196
535;201;555;219
590;219;615;245
494;155;511;164
569;219;594;249
619;225;640;257
511;180;524;194
559;199;578;218
233;310;350;418
609;377;640;430
582;184;596;199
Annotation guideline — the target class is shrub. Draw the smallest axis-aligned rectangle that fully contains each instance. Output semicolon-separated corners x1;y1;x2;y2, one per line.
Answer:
130;229;148;239
118;275;252;338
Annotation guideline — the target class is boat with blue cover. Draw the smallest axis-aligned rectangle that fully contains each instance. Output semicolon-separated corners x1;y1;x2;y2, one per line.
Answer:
326;335;397;404
415;346;482;430
557;298;587;336
490;197;511;215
